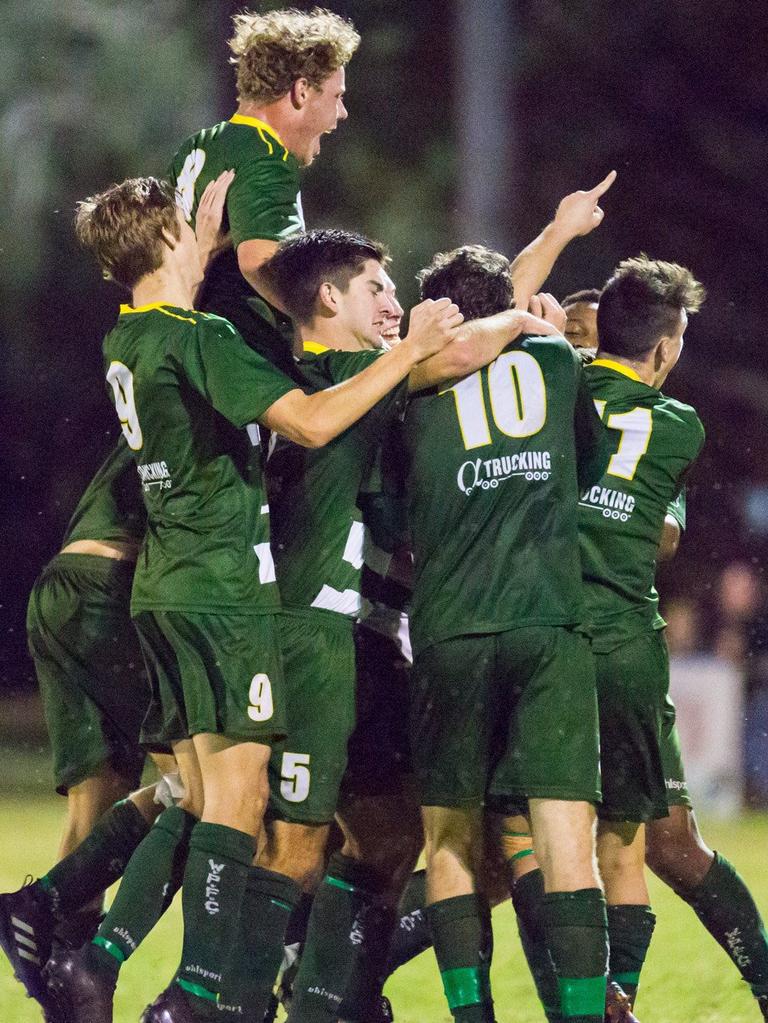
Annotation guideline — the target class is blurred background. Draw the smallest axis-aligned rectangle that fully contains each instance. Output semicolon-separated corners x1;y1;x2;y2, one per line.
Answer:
1;0;768;811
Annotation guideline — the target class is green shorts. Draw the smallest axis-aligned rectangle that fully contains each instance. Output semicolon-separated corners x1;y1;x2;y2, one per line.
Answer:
269;611;356;824
134;609;285;749
660;690;691;810
595;631;674;822
341;622;412;800
26;553;147;795
410;626;601;811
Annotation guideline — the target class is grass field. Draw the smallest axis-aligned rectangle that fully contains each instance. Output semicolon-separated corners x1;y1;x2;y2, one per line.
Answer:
1;779;766;1022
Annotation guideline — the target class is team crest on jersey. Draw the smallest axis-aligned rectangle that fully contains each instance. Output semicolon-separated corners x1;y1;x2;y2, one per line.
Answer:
457;451;551;496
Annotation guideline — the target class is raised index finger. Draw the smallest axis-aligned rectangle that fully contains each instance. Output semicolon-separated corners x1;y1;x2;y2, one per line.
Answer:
589;169;617;199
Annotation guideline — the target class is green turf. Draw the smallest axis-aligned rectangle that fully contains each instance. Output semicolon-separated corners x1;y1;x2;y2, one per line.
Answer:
1;789;766;1022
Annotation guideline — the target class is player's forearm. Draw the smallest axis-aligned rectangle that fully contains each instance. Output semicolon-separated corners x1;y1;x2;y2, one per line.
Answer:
657;515;681;562
408;309;524;391
265;342;420;448
237;239;289;314
509;221;573;311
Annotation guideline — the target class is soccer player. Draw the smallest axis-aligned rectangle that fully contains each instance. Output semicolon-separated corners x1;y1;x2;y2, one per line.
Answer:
0;171;236;1022
169;7;359;376
562;289;601;351
511;263;768;1021
402;243;611;1023
44;179;461;1023
232;229;553;1023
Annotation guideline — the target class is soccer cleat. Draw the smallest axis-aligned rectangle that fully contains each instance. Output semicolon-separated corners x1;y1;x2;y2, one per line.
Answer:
44;945;118;1023
0;878;59;1013
141;983;210;1022
757;992;768;1020
605;980;640;1022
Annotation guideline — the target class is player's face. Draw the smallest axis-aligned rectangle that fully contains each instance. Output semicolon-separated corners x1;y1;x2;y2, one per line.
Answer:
564;301;599;349
300;66;348;165
338;259;403;348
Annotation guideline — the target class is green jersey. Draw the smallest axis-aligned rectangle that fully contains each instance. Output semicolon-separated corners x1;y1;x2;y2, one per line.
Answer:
267;342;407;620
579;359;705;651
169;115;304;374
63;439;146;547
403;336;610;655
102;303;296;614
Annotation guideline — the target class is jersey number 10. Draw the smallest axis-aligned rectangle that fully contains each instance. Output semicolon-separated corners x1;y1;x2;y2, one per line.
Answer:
444;351;547;451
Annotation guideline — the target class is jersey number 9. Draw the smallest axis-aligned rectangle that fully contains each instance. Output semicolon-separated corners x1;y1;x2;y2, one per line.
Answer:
107;361;143;451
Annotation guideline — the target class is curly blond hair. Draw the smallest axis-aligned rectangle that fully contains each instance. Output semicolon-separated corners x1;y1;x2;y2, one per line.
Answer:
229;7;360;103
75;177;179;290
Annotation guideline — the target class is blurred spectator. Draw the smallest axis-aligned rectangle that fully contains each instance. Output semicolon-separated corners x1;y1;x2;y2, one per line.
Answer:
664;596;703;657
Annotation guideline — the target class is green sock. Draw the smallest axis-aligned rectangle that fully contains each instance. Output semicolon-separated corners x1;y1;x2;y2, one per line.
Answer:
387;869;433;973
607;904;655;1006
289;853;397;1023
510;869;562;1023
38;800;150;915
218;865;300;1019
542;888;608;1023
92;805;196;967
425;893;495;1023
175;822;254;1018
685;853;768;997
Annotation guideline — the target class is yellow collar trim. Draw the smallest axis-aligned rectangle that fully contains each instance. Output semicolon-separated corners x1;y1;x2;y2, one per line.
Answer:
120;302;176;314
592;358;642;382
303;341;330;355
119;303;196;324
229;113;287;148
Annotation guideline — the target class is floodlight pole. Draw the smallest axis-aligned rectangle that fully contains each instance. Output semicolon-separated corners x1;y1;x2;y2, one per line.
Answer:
454;0;517;255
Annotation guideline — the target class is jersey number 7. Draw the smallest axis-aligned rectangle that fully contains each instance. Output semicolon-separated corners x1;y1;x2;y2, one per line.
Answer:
593;400;652;481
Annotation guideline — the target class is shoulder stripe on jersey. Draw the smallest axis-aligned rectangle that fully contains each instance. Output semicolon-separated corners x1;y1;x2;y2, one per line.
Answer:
303;341;330;355
119;302;197;325
229;113;289;161
592;358;642;382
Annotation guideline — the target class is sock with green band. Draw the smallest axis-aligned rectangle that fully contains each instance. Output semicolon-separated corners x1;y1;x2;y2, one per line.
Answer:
218;865;300;1019
542;888;608;1023
289;852;397;1023
388;869;433;973
92;804;196;966
510;868;562;1023
175;822;255;1018
607;904;655;1006
684;852;768;996
425;893;495;1023
38;799;151;914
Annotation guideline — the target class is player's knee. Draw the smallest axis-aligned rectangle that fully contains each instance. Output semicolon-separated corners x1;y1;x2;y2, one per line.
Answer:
646;812;712;889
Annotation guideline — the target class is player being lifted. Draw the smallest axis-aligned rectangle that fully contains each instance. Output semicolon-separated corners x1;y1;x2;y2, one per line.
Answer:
399;243;611;1023
45;177;461;1023
170;6;359;376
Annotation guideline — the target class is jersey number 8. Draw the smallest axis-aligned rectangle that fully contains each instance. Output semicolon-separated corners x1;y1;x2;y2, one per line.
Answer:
444;351;547;450
107;361;143;451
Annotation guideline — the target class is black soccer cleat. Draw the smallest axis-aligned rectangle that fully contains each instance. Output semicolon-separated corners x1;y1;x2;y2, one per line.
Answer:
757;992;768;1021
141;983;211;1023
605;980;640;1023
0;879;59;1012
45;945;118;1023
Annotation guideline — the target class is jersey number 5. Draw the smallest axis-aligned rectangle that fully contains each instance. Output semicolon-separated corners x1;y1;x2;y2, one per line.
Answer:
107;361;143;451
444;351;547;450
593;401;652;480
